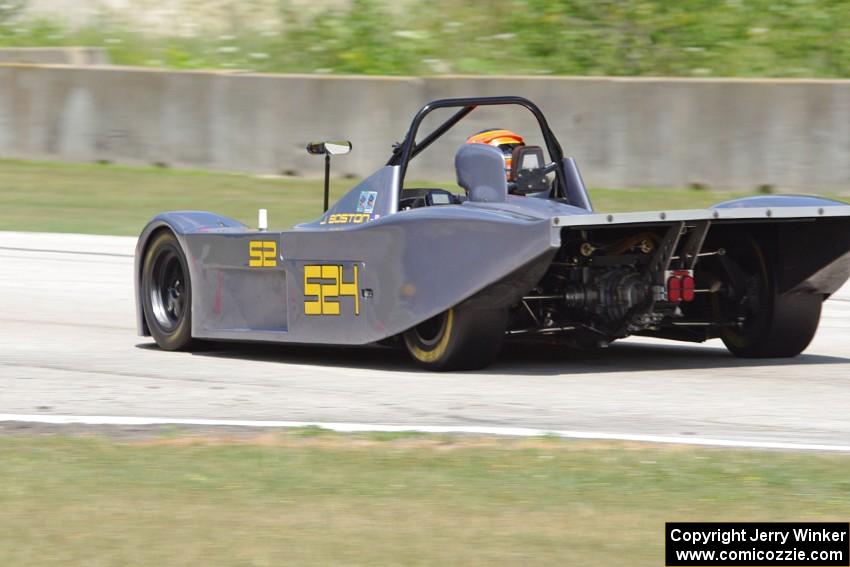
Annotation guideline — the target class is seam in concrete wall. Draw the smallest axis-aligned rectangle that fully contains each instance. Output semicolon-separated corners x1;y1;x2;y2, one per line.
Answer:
0;48;110;66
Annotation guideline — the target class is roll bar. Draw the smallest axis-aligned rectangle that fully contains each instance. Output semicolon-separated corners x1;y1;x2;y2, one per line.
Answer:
386;96;568;200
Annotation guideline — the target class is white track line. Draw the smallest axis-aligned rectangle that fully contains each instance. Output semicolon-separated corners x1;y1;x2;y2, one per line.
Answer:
2;414;849;452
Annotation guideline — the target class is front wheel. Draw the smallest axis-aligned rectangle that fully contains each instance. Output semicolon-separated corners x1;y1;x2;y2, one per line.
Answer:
403;307;507;371
141;230;197;351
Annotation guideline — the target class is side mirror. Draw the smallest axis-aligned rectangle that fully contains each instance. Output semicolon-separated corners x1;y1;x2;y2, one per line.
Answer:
306;141;352;156
306;140;353;212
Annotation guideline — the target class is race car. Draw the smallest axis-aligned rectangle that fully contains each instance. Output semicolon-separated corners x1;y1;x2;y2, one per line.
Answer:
135;96;850;370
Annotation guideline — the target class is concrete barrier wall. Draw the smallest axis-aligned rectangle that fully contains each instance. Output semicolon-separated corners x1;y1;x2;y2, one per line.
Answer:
1;64;848;192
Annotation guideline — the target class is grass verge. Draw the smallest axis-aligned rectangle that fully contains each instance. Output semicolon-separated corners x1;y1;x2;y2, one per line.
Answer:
0;158;796;236
0;431;849;566
2;0;849;78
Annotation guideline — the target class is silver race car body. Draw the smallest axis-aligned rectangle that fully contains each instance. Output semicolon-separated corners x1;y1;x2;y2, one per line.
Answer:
135;97;850;369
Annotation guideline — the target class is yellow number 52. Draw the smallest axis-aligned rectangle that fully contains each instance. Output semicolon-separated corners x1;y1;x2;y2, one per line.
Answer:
249;241;277;268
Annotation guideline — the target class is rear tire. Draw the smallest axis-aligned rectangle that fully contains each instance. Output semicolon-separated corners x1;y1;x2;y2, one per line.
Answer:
141;230;197;351
716;234;822;358
722;293;822;358
403;308;507;371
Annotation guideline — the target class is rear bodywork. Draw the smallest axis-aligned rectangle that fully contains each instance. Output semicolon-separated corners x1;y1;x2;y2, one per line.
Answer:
135;97;850;349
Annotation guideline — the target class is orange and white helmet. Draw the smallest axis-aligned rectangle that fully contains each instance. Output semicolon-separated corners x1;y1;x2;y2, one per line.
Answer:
465;128;525;179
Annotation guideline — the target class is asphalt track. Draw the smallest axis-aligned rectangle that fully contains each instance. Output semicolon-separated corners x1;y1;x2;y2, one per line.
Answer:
1;231;849;449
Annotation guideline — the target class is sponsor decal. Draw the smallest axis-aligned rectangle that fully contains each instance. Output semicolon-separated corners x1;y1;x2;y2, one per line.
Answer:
357;191;378;214
321;213;371;225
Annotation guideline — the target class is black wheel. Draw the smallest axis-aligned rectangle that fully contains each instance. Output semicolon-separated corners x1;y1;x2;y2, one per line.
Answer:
403;307;507;371
714;234;822;358
141;230;196;351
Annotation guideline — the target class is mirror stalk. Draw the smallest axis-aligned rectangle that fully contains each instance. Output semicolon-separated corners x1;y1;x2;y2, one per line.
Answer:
323;153;331;212
306;140;352;214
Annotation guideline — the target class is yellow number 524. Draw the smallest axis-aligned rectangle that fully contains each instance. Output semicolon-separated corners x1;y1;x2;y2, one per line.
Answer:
304;264;360;316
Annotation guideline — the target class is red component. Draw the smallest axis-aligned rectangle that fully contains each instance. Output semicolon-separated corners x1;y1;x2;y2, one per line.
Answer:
667;276;682;303
681;275;696;302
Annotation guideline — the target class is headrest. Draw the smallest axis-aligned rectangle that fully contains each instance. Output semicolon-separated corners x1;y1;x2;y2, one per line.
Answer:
454;144;508;203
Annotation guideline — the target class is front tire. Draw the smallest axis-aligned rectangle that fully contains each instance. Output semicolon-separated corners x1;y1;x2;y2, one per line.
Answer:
403;308;507;371
141;230;196;351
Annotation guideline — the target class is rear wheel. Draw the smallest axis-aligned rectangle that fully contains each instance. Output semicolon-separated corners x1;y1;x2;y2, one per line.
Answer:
142;230;196;351
403;307;507;371
715;234;822;358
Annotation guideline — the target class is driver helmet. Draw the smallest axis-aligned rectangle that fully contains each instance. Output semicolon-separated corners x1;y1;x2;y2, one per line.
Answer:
465;128;525;179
